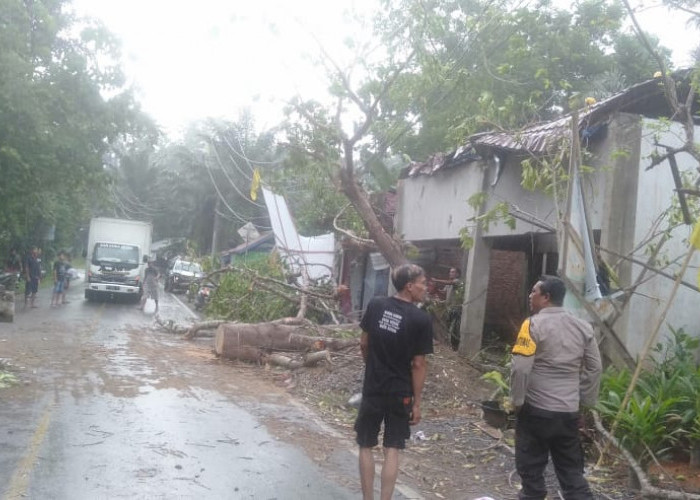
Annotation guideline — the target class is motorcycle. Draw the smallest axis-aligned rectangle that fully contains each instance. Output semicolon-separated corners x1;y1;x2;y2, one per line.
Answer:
194;281;216;311
0;271;20;292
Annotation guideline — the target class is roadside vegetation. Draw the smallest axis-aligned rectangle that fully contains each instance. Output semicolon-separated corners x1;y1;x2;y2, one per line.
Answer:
597;327;700;470
3;1;700;495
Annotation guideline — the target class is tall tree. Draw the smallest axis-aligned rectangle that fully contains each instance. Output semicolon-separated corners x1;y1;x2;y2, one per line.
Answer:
282;0;669;266
0;0;154;255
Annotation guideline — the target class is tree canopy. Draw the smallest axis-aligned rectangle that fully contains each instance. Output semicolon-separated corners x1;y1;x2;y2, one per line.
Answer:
279;0;672;264
0;0;679;267
371;0;671;159
0;0;155;257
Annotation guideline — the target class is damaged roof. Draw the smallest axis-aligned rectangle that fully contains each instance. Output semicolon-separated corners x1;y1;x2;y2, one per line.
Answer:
407;69;698;177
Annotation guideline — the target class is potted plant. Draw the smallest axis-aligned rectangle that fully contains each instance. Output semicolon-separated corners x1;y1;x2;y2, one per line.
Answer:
480;370;515;429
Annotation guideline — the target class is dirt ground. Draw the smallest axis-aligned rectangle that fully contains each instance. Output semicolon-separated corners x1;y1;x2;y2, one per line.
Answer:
258;339;646;500
258;333;700;500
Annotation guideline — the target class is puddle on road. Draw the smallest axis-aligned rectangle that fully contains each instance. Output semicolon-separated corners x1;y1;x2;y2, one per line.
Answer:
1;300;363;499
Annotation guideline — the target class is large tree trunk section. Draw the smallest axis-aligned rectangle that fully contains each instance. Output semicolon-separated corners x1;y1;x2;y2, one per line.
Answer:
214;322;357;360
339;141;406;268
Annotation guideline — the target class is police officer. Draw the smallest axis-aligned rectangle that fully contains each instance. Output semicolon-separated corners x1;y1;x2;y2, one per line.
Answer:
511;275;602;500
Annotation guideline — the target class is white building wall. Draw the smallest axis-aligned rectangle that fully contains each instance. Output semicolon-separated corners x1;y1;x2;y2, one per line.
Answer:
622;119;700;357
398;154;609;241
396;164;484;241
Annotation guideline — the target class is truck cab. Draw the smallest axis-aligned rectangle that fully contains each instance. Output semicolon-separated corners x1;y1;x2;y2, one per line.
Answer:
84;218;153;302
85;242;144;300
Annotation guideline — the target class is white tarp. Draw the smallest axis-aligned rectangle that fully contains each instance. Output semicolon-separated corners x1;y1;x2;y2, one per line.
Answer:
561;167;602;302
262;188;335;283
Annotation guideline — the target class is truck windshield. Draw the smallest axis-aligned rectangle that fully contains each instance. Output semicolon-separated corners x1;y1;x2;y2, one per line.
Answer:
93;243;139;266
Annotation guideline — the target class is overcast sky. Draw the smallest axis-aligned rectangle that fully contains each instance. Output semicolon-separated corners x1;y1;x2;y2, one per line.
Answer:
71;0;698;137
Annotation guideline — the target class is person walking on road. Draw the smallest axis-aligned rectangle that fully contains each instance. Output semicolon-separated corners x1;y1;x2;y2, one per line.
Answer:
510;275;603;500
138;260;159;314
23;247;42;308
62;253;73;304
355;263;434;500
50;251;68;307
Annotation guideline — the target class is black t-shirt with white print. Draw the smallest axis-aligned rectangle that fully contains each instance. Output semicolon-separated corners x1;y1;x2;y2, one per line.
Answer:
360;296;434;397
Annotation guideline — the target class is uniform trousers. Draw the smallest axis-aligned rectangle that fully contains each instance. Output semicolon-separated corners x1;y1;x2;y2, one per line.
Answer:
515;403;593;500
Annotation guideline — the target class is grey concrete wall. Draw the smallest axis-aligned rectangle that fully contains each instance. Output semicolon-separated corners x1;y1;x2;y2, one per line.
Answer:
397;113;700;360
620;118;700;358
396;164;485;241
397;150;611;242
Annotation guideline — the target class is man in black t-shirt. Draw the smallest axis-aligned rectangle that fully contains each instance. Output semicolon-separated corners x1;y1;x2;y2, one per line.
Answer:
355;263;433;500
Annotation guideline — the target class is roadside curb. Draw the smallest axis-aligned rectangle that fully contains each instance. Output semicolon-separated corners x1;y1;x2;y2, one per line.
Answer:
165;285;199;321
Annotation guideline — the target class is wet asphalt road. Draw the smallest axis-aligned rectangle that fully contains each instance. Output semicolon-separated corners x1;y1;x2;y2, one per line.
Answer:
0;280;385;500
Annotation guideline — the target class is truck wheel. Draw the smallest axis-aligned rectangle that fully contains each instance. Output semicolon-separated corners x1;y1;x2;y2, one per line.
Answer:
85;290;93;301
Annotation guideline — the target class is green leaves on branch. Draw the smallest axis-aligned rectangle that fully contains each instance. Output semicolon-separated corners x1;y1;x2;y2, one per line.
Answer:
207;254;298;322
459;193;515;249
521;154;569;195
0;0;153;254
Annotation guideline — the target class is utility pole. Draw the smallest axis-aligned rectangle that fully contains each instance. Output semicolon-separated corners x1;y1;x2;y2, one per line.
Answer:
211;197;220;259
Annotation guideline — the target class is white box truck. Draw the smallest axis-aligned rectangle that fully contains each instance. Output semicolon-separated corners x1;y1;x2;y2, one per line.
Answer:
84;217;153;302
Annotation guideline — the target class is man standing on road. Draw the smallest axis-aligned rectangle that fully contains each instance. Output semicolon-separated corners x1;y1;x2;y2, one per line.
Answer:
50;251;67;307
355;263;433;500
138;260;159;314
24;247;42;308
510;275;603;500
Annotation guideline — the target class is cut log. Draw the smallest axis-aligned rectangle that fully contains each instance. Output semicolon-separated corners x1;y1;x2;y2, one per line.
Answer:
264;353;303;369
214;322;358;359
223;345;264;364
303;350;331;367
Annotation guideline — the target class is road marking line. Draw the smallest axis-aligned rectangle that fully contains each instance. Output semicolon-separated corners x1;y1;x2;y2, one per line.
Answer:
4;403;53;500
4;300;105;499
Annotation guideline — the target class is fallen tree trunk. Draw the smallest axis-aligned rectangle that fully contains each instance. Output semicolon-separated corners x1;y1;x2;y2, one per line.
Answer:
184;320;228;340
224;345;264;364
264;351;331;369
302;350;332;366
154;315;188;334
214;322;358;360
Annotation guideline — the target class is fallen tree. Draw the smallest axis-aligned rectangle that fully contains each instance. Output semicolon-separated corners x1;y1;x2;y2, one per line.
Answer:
214;318;358;369
184;320;228;340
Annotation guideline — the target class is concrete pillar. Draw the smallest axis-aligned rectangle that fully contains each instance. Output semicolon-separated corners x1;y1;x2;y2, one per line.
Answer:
459;231;491;356
597;113;642;363
459;162;492;356
599;113;641;295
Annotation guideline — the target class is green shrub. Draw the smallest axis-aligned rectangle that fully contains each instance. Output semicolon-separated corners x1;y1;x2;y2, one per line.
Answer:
597;326;700;468
206;253;297;322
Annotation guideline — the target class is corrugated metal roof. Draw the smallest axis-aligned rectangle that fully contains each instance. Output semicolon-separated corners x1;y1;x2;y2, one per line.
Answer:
405;144;481;177
407;70;697;177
